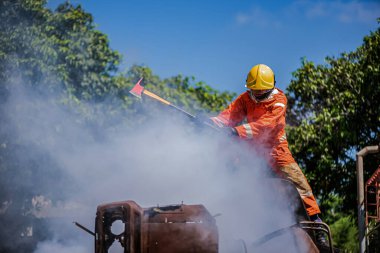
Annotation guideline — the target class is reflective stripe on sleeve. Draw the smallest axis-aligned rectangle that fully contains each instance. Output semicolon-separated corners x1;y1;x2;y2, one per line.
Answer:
211;117;225;128
243;124;253;139
279;133;287;142
274;103;285;108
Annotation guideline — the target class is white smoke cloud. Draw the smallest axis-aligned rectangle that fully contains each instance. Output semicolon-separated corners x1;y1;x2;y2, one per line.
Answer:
35;239;88;253
2;81;309;253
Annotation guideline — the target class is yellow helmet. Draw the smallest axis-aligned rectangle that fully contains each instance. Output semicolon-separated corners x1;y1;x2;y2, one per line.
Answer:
245;64;275;90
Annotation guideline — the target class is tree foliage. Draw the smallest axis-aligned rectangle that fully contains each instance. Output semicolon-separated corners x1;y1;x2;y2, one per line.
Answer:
0;0;121;100
286;20;380;216
286;21;380;251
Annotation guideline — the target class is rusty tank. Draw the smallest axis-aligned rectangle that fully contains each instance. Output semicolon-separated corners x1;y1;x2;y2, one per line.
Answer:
94;200;218;253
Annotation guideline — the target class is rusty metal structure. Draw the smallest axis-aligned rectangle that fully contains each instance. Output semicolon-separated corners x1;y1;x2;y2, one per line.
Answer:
93;201;218;253
366;166;380;223
365;166;380;252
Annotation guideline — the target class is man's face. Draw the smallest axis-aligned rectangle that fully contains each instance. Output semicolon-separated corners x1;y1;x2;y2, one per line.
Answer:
251;89;272;97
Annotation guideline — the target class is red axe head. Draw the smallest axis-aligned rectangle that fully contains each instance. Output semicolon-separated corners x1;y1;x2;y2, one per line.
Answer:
129;78;144;99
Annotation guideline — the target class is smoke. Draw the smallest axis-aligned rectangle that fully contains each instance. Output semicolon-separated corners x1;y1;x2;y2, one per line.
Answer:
1;80;308;253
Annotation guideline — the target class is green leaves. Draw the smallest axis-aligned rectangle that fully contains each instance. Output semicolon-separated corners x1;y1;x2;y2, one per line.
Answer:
330;215;359;252
0;0;121;101
286;24;379;250
286;21;380;217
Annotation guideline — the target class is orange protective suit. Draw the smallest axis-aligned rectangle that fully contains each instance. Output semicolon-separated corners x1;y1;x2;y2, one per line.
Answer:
211;88;321;216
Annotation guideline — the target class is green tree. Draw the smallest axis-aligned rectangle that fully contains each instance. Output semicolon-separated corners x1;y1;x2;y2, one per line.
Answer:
0;0;121;101
286;20;380;251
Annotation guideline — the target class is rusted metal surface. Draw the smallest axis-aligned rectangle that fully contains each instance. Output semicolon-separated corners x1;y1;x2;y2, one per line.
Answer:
94;200;218;253
144;204;218;253
365;166;380;252
366;166;380;224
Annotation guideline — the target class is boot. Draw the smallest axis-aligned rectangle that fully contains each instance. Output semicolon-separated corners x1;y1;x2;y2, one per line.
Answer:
310;215;330;249
315;229;329;247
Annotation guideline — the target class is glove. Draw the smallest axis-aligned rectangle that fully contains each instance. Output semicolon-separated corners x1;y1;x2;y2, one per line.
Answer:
203;117;238;137
225;127;238;136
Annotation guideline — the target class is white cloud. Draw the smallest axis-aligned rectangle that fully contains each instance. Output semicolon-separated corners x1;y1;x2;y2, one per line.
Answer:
235;6;282;29
237;1;379;27
236;13;252;25
304;2;328;19
295;0;380;24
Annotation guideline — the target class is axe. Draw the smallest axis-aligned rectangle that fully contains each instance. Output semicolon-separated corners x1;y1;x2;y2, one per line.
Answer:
129;78;196;119
129;78;223;131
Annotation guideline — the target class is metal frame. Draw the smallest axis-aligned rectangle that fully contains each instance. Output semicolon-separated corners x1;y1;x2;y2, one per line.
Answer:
299;221;334;253
252;221;334;252
365;166;380;224
365;166;380;252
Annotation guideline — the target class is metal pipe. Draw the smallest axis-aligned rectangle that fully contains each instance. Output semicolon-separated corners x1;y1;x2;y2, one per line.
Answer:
356;145;379;253
74;222;95;237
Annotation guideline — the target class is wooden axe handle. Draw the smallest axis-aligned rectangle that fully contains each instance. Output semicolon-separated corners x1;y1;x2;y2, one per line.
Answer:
143;90;171;105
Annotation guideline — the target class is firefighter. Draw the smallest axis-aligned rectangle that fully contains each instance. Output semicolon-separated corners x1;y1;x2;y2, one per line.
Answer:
210;64;327;245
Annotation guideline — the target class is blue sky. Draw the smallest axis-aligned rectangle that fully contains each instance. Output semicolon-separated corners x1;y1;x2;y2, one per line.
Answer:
48;0;379;94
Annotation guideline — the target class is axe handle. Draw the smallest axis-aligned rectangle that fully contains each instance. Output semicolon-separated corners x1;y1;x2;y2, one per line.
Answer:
169;103;196;119
143;90;171;105
140;86;196;119
143;89;196;119
130;78;198;121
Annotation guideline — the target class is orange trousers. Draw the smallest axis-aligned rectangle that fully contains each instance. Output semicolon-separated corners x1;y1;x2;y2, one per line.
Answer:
278;163;321;216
